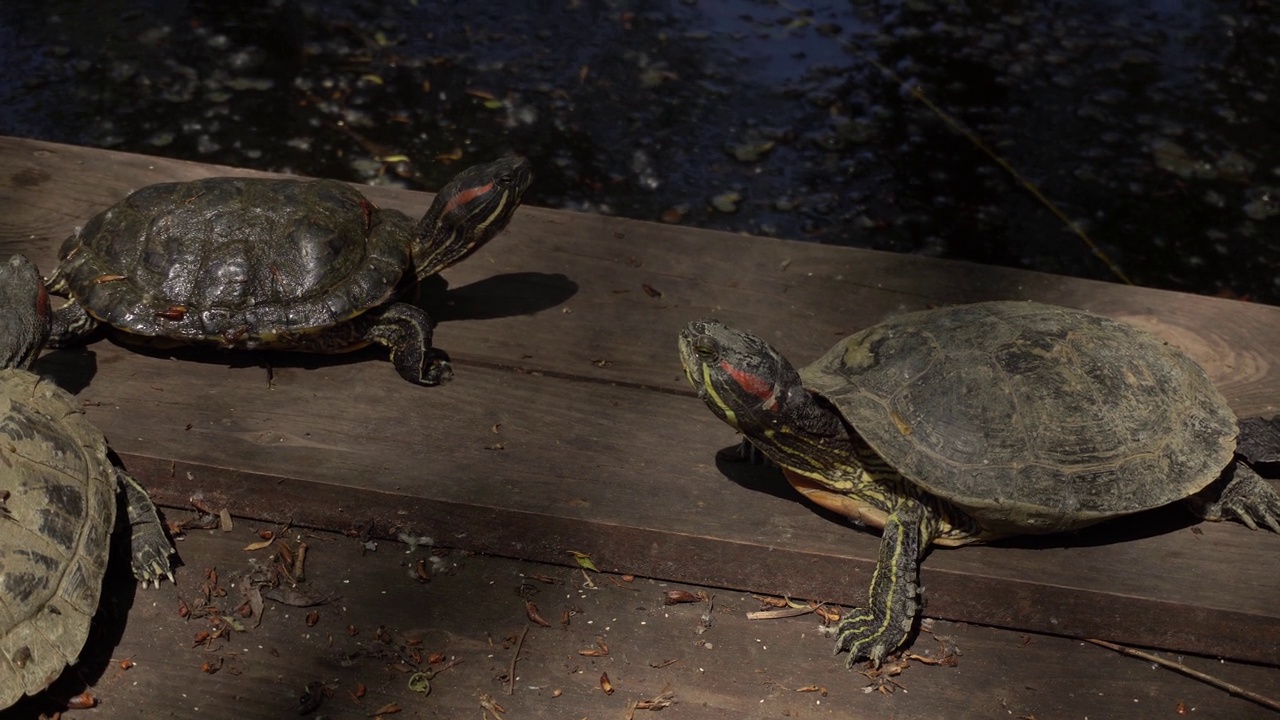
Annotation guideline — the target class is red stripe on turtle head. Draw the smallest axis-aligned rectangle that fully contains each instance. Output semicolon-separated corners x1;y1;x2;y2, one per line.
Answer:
36;284;48;320
720;360;778;411
441;181;495;218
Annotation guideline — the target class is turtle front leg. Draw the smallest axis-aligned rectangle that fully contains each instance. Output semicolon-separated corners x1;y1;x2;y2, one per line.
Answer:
1188;462;1280;533
48;298;101;348
117;468;177;587
361;302;452;386
833;498;932;667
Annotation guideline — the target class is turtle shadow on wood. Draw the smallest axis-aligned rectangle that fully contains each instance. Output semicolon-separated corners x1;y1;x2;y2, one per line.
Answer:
31;347;99;395
421;271;580;323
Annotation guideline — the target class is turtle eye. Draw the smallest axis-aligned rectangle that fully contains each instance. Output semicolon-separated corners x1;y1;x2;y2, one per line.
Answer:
693;342;718;362
498;171;515;184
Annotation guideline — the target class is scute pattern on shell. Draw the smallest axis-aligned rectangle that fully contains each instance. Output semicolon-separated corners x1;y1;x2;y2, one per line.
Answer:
0;370;116;707
802;301;1238;535
57;177;413;345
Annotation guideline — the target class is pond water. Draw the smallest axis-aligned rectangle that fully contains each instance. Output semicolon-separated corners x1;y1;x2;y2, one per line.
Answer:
1;0;1276;302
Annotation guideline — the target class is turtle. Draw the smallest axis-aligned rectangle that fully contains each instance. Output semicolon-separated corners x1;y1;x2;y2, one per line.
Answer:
46;155;532;385
678;301;1280;668
0;254;176;709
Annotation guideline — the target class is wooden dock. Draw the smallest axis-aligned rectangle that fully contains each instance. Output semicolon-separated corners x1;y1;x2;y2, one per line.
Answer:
0;136;1277;718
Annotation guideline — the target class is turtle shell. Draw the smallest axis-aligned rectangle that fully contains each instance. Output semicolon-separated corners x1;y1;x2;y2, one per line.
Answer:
56;177;413;346
801;301;1238;536
0;370;117;707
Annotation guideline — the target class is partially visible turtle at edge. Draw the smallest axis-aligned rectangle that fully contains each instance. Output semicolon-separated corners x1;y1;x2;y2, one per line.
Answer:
47;156;532;385
679;301;1280;668
0;255;175;709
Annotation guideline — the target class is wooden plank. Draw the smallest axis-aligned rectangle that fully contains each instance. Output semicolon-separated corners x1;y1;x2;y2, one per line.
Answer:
5;515;1275;719
2;137;1279;667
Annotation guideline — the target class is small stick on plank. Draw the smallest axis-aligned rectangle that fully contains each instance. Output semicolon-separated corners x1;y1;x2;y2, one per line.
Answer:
292;542;308;583
746;607;814;620
1085;638;1280;713
507;625;530;696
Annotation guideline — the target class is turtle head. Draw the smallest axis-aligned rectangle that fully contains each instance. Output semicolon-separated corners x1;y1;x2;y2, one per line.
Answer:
413;155;533;279
678;318;812;436
0;254;51;370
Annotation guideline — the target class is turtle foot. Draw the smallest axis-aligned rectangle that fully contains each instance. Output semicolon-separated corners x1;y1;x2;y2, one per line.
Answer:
130;525;177;587
1193;463;1280;533
832;608;913;668
419;351;454;386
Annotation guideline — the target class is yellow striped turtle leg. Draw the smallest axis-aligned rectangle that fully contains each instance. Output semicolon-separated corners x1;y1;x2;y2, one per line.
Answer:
48;299;100;348
362;302;452;385
117;468;177;587
833;497;932;667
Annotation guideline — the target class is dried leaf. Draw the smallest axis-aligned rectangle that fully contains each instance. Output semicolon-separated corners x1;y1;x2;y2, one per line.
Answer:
371;702;401;715
600;671;614;695
642;283;663;298
524;600;552;627
578;638;609;657
435;148;463;163
66;692;97;709
569;551;599;572
119;658;136;670
243;539;274;552
663;590;700;605
354;682;367;699
466;88;497;100
306;610;320;627
478;693;506;715
218;508;233;531
245;582;265;629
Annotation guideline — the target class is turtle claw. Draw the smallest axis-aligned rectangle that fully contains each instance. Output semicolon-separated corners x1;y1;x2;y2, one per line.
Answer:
832;609;909;669
1192;464;1280;534
420;352;453;386
131;548;177;587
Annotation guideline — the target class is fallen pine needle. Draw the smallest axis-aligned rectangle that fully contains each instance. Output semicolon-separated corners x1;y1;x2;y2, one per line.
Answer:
1085;638;1280;713
746;606;814;620
507;625;530;696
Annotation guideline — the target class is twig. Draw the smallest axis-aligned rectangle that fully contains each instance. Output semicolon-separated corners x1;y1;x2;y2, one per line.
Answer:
507;625;530;696
856;51;1133;286
745;606;814;620
1085;639;1280;713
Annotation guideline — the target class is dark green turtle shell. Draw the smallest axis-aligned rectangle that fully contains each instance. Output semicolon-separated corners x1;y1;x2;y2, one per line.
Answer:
56;177;413;346
801;301;1238;535
0;369;116;707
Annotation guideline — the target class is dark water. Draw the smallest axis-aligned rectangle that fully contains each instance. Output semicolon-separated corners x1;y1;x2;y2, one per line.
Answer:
1;0;1277;302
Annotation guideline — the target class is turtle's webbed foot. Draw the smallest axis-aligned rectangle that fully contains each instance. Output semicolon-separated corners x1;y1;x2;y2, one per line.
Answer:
119;468;178;586
1193;464;1280;533
129;519;177;587
419;349;454;386
833;604;915;668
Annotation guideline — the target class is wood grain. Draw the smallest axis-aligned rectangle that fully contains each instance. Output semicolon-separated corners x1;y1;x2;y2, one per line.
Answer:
6;517;1274;719
2;136;1279;667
